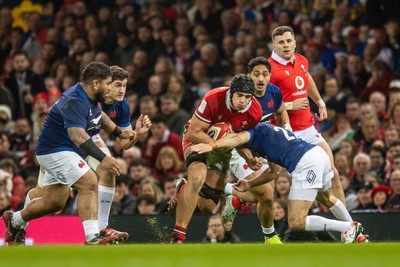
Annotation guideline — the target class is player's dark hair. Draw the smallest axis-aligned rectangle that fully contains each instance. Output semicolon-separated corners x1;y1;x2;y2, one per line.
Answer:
248;57;271;73
272;26;295;39
81;61;112;84
110;65;129;81
230;74;255;96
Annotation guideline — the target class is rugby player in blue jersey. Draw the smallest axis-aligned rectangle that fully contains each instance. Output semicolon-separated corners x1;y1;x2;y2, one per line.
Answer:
2;62;138;245
191;123;368;243
194;57;291;244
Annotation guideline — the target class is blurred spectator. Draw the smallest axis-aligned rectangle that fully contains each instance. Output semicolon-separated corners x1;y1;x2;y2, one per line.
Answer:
152;146;183;183
345;97;361;129
339;139;358;169
9;117;32;159
122;146;141;166
386;170;400;211
160;93;190;135
369;92;389;125
350;152;371;190
173;35;196;78
31;92;48;135
135;196;157;215
0;105;11;155
339;174;358;211
353;181;376;212
359;59;395;101
383;126;400;150
202;213;240;243
111;175;136;216
128;158;151;196
371;185;393;212
341;54;369;97
369;146;390;182
275;170;291;201
354;115;380;153
389;102;400;131
125;63;146;95
141;114;183;169
138;95;158;119
0;158;25;210
388;141;400;163
5;50;46;120
154;56;174;93
326;114;354;153
334;151;351;176
157;175;177;213
166;73;195;113
137;178;165;213
0;189;11;214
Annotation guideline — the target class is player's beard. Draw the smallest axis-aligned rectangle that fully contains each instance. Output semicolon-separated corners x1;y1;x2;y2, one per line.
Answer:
94;90;106;103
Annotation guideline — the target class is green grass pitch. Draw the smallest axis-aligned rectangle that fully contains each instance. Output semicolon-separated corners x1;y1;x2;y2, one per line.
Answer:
0;243;398;267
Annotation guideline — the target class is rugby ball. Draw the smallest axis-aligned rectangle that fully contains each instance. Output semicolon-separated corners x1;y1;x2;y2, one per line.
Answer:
207;122;233;140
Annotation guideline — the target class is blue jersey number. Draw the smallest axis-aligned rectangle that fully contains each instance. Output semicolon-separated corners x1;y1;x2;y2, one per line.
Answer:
274;127;296;141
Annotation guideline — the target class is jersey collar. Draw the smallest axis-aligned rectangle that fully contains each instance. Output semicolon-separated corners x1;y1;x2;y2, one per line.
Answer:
271;51;296;66
225;90;252;113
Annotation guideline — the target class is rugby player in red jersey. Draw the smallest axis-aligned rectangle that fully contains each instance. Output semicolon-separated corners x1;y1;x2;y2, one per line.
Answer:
268;26;346;205
170;74;262;243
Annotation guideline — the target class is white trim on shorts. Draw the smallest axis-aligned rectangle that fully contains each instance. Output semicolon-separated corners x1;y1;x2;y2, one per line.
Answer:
288;146;333;201
37;151;91;187
293;125;325;145
229;148;269;180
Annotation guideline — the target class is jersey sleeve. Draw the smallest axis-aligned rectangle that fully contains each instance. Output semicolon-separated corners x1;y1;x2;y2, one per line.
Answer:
60;98;89;129
271;84;283;110
119;99;132;128
244;129;255;148
194;97;213;124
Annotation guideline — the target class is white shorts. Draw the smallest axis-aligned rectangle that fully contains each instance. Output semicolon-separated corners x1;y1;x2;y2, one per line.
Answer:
229;148;269;180
289;146;333;201
87;147;111;171
293;125;325;145
36;151;91;187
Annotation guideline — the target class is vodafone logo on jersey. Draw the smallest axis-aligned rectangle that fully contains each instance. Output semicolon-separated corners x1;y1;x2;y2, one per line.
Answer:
295;76;305;90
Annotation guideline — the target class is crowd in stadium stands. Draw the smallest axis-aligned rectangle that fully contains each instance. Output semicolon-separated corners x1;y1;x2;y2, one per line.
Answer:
1;0;400;224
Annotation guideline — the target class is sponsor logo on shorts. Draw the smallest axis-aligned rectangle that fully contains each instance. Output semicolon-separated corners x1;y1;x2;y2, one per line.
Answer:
306;170;316;184
78;160;86;168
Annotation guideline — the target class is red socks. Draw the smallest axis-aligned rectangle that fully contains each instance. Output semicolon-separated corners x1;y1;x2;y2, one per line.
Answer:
171;225;186;242
231;196;244;209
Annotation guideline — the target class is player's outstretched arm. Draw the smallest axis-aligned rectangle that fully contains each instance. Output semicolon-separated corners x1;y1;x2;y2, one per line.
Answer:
191;131;250;154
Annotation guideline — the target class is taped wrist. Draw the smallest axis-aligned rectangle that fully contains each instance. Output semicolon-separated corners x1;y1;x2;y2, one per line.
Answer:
111;126;122;137
80;139;107;162
284;102;293;110
317;99;326;108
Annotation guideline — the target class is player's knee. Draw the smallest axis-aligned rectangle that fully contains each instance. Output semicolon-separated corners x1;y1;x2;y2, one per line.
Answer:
199;184;222;204
185;152;207;168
